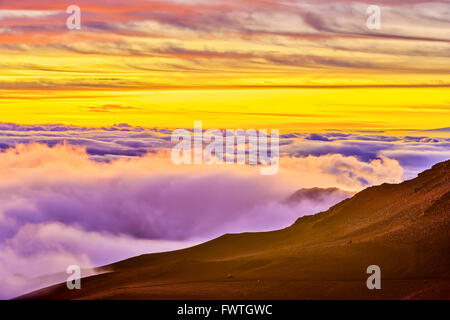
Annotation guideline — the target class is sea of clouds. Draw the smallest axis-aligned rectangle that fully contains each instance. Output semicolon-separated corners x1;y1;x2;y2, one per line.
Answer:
0;123;449;298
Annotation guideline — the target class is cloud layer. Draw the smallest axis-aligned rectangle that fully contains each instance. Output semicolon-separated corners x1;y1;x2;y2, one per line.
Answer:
0;137;411;298
1;123;448;178
1;0;449;91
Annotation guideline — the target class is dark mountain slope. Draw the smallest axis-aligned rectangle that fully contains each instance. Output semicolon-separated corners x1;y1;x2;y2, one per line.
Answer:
22;160;450;299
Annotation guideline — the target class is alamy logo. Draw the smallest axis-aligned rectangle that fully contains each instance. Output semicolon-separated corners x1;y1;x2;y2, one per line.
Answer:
66;5;81;30
66;265;81;290
366;5;381;30
366;265;381;290
171;121;279;175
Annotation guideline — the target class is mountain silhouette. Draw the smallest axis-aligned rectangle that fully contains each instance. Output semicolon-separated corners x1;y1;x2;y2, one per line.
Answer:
21;160;450;299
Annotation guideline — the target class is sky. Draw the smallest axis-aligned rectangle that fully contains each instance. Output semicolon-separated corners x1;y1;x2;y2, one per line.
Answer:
0;0;449;298
0;0;449;130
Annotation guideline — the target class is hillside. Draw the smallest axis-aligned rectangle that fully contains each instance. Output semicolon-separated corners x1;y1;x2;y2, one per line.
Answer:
21;160;450;299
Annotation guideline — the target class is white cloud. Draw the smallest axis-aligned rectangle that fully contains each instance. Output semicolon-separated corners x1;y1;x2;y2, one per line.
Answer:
0;10;60;20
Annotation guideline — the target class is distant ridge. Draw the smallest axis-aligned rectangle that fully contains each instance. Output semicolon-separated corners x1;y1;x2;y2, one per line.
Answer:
286;187;354;204
426;127;450;132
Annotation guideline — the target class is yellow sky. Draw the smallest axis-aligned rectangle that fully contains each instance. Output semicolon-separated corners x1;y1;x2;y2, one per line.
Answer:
0;87;449;132
0;1;449;131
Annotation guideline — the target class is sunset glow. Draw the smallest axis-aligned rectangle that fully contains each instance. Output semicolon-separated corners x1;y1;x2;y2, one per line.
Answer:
0;0;449;130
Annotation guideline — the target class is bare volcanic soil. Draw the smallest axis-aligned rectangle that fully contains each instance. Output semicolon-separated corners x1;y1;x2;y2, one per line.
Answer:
22;160;450;299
